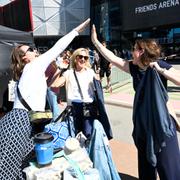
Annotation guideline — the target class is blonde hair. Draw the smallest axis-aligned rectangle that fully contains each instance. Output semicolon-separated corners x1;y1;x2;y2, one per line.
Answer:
70;48;91;69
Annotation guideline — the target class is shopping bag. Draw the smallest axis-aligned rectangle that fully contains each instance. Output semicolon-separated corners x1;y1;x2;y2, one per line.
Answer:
44;106;75;150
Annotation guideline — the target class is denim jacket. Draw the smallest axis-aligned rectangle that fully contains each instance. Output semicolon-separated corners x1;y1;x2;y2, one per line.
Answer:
88;120;120;180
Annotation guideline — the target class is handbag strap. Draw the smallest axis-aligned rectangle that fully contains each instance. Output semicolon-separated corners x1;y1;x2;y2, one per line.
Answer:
53;150;85;180
52;106;73;137
52;106;71;122
73;70;84;100
17;85;32;111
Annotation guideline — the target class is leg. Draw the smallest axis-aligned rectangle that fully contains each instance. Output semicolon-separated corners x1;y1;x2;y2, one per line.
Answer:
83;117;94;138
156;120;180;180
72;102;84;135
46;87;61;120
137;140;157;180
106;69;112;93
107;76;111;87
0;109;34;180
99;68;104;84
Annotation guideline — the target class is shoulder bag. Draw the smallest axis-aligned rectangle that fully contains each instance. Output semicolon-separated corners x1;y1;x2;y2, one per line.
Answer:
17;85;52;134
44;106;75;150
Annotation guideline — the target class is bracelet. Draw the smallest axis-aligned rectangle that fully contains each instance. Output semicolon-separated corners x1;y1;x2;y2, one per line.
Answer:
160;68;166;74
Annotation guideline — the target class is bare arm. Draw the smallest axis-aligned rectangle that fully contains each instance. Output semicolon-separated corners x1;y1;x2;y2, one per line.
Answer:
52;76;66;88
91;25;130;73
35;18;91;71
150;62;180;86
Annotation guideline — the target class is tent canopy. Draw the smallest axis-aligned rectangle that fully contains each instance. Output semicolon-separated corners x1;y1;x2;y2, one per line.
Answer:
0;25;34;71
0;25;33;44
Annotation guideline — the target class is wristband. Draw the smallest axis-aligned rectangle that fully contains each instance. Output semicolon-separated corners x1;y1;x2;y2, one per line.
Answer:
160;68;166;74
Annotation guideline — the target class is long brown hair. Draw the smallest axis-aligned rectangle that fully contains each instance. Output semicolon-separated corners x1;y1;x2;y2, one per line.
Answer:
135;39;161;66
11;44;26;81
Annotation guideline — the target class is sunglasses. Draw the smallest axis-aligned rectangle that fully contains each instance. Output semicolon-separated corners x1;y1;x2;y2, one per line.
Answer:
25;47;35;54
76;55;89;61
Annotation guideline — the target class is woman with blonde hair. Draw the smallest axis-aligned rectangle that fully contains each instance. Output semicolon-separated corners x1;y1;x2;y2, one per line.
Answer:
70;48;91;68
54;47;97;139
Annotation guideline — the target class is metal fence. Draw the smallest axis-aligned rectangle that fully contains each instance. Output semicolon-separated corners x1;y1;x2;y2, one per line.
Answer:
102;66;131;87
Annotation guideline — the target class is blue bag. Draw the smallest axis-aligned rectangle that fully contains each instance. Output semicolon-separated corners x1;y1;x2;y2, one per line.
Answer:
44;106;75;150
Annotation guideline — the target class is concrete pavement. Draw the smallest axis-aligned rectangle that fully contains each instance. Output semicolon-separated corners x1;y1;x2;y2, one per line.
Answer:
110;139;138;180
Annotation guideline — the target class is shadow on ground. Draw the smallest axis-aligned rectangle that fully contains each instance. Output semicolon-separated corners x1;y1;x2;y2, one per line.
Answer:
119;173;138;180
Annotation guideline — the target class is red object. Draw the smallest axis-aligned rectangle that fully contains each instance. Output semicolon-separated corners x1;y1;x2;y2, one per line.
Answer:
0;0;33;32
45;62;60;94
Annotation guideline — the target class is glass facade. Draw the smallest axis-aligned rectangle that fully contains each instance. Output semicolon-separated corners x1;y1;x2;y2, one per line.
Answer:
1;0;180;59
32;0;90;52
31;0;90;36
91;0;180;60
123;27;180;60
91;0;122;55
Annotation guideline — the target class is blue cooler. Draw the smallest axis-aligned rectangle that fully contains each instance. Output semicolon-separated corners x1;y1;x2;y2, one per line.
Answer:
34;132;54;167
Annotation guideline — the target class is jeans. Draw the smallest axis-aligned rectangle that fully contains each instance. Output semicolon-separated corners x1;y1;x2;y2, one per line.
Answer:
46;87;61;121
72;102;94;138
88;120;120;180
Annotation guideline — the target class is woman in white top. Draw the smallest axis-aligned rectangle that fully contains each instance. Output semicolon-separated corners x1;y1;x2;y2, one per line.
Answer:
0;19;90;180
54;48;98;138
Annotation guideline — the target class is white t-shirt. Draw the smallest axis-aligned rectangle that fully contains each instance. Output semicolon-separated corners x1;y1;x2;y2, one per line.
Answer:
63;68;95;105
13;29;78;111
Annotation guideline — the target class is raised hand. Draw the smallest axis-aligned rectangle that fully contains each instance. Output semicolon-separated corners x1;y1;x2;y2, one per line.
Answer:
74;18;90;33
91;24;98;44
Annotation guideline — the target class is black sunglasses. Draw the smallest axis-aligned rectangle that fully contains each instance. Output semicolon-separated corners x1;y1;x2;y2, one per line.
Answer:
25;47;35;54
77;55;89;61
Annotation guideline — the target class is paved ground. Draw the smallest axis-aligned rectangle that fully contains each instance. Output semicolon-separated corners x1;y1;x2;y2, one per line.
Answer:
104;84;139;179
110;139;138;180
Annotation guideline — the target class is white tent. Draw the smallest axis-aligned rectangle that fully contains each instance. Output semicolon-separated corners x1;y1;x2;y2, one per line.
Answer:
0;25;33;44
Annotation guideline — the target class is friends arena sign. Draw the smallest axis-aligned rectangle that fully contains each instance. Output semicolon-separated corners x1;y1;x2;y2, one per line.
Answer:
121;0;180;31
